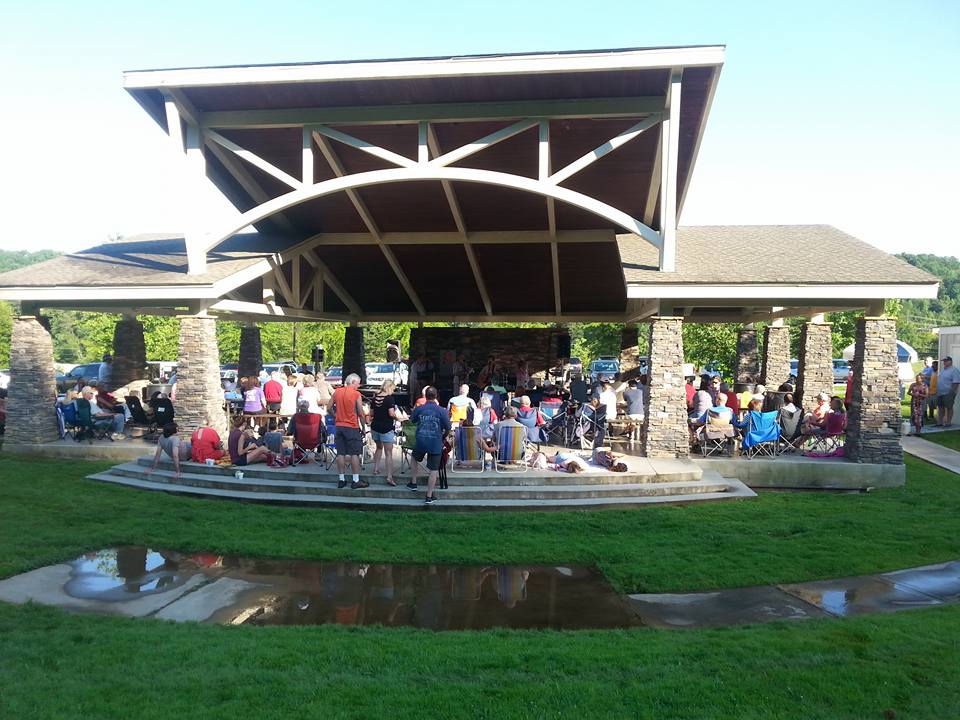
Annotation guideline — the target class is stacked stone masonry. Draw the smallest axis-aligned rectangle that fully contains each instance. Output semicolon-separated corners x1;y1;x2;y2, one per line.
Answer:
641;317;690;458
846;317;903;465
6;316;59;444
342;326;366;385
761;325;792;388
238;325;263;380
735;327;760;383
796;322;833;405
619;326;642;381
110;318;147;389
175;315;227;438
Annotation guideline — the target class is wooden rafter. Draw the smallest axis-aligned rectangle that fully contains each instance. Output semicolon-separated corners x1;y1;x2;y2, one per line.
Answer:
205;129;302;189
312;131;426;316
301;248;362;316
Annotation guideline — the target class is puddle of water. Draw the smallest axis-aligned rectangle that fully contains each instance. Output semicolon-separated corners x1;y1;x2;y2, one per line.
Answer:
62;547;640;630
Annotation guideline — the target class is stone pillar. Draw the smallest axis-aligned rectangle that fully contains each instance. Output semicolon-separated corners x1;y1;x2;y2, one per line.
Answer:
342;325;366;384
176;315;227;437
761;324;792;388
796;321;833;406
619;325;642;381
6;315;59;444
641;317;689;458
111;318;147;389
735;325;759;383
238;324;262;379
846;316;902;464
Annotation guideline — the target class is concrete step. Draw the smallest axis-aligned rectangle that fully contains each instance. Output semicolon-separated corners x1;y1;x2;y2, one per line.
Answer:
86;471;755;511
106;464;731;500
134;456;703;485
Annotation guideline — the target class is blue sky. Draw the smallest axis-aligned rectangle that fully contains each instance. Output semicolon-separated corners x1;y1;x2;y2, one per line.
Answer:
2;0;957;254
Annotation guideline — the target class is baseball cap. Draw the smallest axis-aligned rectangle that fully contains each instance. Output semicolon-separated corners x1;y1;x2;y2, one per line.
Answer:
944;356;953;362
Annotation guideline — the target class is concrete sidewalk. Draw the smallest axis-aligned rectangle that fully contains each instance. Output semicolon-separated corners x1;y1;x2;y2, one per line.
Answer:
902;434;960;475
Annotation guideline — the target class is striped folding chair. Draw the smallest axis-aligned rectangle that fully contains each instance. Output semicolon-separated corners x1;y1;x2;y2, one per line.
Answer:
451;425;484;473
495;425;529;473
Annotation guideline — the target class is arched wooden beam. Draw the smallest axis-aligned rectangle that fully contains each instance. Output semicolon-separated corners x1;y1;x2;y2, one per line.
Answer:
189;167;661;273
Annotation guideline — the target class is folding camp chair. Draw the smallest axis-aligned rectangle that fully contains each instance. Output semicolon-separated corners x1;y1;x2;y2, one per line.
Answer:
125;395;157;432
451;425;485;473
398;423;418;473
150;397;175;426
697;410;736;457
541;400;570;445
777;407;805;454
739;410;780;459
291;413;322;466
321;413;338;468
58;401;85;441
806;413;846;456
578;404;607;451
74;398;112;442
495;425;529;473
516;407;546;449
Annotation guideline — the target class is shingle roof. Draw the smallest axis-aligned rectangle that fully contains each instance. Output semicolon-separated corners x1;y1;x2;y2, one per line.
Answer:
619;225;937;285
0;233;287;287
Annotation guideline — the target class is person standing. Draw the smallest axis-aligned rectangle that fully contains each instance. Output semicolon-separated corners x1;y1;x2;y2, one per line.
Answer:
936;356;960;427
907;373;928;435
406;386;451;505
622;379;645;441
370;380;406;487
263;372;284;412
331;373;367;489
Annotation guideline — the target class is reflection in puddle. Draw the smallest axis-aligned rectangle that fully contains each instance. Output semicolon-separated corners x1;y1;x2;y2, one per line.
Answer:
63;548;639;630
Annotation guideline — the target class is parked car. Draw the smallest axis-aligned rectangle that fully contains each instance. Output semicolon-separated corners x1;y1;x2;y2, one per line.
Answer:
262;362;298;377
832;359;850;384
564;356;583;373
587;357;620;382
365;362;408;387
789;359;799;383
57;362;103;392
324;366;343;387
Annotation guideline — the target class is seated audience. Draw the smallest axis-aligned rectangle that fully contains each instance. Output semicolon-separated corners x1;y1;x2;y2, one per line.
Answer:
315;371;334;405
447;384;478;425
720;382;740;414
782;392;799;414
228;417;270;466
260;419;285;454
684;376;696;410
147;422;191;478
279;374;299;417
190;425;225;463
801;392;831;435
476;395;499;442
82;386;126;439
689;380;713;421
298;375;323;414
515;395;546;443
242;376;266;414
599;382;618;423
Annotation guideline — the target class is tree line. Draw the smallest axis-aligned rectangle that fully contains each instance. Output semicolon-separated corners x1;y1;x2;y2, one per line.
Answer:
0;249;957;374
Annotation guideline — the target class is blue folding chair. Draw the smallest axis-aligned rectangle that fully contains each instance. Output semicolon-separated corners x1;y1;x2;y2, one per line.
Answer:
739;410;780;458
321;413;338;468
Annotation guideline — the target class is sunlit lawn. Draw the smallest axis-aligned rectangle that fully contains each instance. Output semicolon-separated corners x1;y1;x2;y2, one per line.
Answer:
2;454;959;719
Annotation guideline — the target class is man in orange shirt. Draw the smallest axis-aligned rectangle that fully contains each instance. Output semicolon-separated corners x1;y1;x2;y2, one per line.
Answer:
331;373;367;489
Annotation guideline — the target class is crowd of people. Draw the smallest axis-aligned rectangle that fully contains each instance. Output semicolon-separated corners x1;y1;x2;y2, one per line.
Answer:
908;355;959;434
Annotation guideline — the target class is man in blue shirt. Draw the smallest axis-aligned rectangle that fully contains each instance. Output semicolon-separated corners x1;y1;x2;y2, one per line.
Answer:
406;386;451;504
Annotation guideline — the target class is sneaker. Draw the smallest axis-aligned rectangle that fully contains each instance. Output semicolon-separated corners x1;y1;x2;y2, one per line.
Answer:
350;479;369;489
405;482;419;492
424;495;437;505
337;479;347;489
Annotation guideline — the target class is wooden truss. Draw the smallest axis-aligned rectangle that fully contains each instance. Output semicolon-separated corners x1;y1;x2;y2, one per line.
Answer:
162;82;687;317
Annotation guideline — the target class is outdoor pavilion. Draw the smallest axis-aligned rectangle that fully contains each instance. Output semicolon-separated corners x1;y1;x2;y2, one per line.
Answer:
0;45;939;468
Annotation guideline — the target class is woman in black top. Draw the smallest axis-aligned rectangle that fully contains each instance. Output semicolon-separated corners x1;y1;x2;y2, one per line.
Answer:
370;380;406;486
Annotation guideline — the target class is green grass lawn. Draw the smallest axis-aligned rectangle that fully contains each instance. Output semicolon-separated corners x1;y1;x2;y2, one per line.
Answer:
920;430;960;452
2;455;959;719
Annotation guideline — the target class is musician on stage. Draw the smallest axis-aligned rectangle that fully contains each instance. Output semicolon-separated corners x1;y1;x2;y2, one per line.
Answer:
477;355;499;389
409;352;436;404
452;353;471;394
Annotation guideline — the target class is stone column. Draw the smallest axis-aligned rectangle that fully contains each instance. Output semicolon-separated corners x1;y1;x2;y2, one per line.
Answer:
761;324;792;388
619;325;642;381
238;324;262;379
641;317;689;458
846;316;902;464
6;315;59;444
735;325;760;383
796;320;833;405
111;318;147;389
342;325;366;384
176;315;227;436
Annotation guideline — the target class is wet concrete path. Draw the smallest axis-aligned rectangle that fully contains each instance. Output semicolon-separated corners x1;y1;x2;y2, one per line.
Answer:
0;547;958;630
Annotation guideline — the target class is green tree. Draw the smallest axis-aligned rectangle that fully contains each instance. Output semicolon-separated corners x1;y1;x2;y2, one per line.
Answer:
0;302;12;367
682;323;738;378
